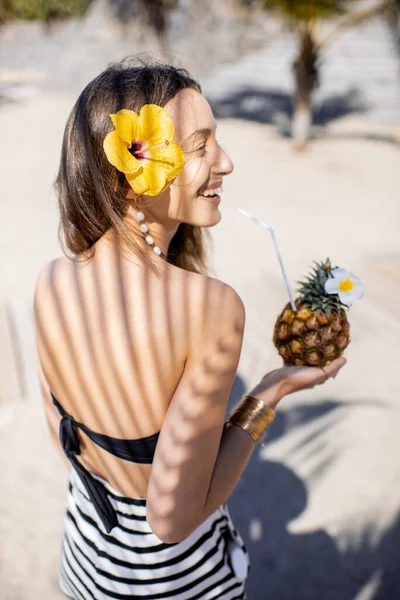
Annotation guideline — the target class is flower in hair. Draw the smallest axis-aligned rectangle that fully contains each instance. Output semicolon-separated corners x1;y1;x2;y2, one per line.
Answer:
103;104;185;196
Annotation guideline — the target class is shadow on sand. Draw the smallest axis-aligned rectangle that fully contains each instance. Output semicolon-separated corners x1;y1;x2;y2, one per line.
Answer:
227;375;400;600
209;86;400;148
209;87;364;127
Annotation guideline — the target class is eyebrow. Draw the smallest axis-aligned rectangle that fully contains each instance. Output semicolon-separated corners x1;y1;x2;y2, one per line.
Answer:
184;127;215;142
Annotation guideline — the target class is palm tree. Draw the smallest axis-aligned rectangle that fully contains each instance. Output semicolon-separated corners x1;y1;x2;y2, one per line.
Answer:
388;0;400;55
239;0;395;150
138;0;178;45
109;0;179;59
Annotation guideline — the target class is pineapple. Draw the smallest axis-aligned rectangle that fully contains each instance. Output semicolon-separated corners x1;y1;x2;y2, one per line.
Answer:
273;259;352;368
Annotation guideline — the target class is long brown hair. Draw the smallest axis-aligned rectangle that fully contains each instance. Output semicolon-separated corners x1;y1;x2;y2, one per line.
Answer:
56;58;209;274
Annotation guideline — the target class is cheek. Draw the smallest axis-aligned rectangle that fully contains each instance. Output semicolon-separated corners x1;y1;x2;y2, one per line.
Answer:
175;156;207;193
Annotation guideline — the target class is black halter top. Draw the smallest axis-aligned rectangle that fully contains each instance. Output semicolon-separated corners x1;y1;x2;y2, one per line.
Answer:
51;392;160;533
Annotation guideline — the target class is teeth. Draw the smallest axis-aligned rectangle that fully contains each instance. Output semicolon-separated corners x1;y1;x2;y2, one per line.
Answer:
202;187;222;197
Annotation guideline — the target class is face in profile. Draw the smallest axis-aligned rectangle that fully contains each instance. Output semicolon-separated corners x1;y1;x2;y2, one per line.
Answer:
128;89;234;229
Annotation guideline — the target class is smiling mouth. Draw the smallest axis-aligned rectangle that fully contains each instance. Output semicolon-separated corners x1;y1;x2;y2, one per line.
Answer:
198;186;223;198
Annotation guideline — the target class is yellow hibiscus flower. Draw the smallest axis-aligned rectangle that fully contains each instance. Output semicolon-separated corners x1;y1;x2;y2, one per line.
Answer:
103;104;185;197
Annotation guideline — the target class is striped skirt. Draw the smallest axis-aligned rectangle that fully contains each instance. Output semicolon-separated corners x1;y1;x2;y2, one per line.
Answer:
59;469;250;599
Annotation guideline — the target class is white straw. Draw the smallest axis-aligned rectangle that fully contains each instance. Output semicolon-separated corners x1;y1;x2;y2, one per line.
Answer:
236;208;296;311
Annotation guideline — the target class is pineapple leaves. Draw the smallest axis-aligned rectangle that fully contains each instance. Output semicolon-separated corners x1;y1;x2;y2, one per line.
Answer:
296;258;344;314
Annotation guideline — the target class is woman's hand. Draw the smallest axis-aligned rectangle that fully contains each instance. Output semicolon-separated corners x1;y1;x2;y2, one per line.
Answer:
249;357;347;409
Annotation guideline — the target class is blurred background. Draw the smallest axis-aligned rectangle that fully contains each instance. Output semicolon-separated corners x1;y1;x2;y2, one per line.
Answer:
0;0;399;598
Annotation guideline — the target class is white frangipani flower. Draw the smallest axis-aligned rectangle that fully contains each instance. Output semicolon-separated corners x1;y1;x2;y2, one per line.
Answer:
324;268;364;307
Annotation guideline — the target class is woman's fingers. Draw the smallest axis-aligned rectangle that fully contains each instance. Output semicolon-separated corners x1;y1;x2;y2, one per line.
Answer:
321;357;347;381
266;357;348;398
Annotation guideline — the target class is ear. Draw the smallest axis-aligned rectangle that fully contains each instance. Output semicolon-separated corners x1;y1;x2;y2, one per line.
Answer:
118;174;139;202
125;185;139;201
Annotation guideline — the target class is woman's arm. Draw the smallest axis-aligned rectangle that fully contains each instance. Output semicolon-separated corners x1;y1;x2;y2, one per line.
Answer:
146;279;280;543
35;354;71;469
36;356;60;448
147;275;346;543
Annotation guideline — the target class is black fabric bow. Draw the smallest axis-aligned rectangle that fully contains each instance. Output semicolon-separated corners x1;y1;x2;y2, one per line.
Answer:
60;415;81;455
58;416;118;533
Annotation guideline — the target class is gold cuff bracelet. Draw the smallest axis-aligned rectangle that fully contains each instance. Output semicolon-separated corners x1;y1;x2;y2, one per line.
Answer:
227;395;276;444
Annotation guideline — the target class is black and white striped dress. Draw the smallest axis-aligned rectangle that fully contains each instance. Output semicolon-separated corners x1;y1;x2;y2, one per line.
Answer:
52;394;250;599
60;470;249;600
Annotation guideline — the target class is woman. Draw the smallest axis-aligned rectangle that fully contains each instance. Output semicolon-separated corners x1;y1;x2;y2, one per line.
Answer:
34;59;345;600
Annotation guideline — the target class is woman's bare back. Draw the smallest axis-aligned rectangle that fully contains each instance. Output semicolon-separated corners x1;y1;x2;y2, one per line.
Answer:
34;237;209;498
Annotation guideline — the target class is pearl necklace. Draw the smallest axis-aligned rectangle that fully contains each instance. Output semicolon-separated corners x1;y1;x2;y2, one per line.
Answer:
136;211;167;260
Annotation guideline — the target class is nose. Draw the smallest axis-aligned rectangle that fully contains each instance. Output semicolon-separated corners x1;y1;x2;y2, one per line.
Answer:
215;144;234;176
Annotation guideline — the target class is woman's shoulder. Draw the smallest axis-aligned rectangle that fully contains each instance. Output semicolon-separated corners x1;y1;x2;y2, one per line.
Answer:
172;267;246;332
173;265;244;304
34;256;70;298
34;256;245;329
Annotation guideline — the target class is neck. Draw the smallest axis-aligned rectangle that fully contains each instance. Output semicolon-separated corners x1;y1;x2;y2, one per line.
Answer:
98;203;179;262
131;203;178;258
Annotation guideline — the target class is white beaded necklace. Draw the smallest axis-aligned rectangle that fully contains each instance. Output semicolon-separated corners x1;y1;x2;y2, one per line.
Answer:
136;210;167;260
